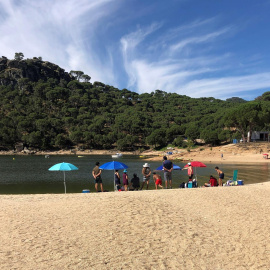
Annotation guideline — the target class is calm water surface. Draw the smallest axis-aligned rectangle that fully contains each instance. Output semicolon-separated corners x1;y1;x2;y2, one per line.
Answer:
0;155;269;194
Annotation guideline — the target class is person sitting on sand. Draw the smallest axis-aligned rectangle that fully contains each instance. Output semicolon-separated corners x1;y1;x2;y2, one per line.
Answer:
130;173;140;190
114;170;121;191
153;172;163;190
92;162;103;192
204;175;218;187
215;166;224;186
123;169;129;191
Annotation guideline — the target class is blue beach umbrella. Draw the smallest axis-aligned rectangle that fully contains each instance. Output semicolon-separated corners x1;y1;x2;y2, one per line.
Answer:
48;162;78;194
99;161;128;170
99;161;128;191
155;165;181;171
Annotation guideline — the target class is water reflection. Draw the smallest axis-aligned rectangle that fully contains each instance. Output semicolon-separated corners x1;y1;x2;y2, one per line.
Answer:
0;155;269;194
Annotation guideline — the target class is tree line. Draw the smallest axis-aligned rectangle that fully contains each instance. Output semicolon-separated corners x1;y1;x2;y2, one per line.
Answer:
0;54;270;151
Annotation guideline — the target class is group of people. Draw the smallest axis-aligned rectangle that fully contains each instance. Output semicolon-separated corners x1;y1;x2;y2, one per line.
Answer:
91;156;174;192
203;167;225;187
92;158;225;192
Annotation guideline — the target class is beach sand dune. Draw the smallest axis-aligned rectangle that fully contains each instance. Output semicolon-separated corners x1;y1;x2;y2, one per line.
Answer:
1;183;270;269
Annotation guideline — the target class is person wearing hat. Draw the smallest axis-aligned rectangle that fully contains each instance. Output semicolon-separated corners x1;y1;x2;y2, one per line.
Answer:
183;162;193;181
163;156;173;189
141;163;151;190
92;162;103;192
123;169;129;191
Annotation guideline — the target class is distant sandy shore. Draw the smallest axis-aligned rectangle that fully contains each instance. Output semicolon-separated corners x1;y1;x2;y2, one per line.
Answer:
1;143;270;164
1;182;270;269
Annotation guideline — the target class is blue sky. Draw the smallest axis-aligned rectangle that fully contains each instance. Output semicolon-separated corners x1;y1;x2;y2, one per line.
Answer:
1;0;270;100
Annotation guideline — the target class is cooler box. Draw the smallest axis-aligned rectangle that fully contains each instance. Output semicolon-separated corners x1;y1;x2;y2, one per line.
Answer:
237;180;244;185
82;189;90;193
188;182;193;188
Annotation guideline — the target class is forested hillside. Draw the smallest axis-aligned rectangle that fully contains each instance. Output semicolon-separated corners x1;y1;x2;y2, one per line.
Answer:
1;54;270;151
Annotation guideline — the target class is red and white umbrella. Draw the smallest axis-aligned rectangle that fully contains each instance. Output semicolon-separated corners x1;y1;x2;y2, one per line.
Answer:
184;161;207;168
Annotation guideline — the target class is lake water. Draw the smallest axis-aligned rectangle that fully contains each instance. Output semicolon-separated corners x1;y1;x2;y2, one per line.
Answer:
0;155;269;194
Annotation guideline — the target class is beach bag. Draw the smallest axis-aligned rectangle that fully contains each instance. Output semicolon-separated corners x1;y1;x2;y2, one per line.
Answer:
192;180;197;188
179;182;185;188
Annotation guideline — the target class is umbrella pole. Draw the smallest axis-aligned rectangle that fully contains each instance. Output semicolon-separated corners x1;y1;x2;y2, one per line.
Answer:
64;171;66;194
114;170;116;192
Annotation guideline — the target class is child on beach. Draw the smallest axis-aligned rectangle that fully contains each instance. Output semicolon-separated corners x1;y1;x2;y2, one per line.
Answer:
153;172;163;190
215;166;224;186
123;169;129;191
114;170;121;191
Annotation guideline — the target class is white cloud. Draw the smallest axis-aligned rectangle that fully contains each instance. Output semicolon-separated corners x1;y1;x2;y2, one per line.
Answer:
0;0;120;84
169;27;230;52
128;57;270;100
119;17;270;100
1;1;270;100
182;73;270;99
120;23;162;87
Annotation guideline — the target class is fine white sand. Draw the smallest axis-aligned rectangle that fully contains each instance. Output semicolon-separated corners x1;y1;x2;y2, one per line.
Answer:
1;183;270;269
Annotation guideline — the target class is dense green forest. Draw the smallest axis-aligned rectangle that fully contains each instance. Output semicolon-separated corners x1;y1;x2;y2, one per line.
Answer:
1;54;270;151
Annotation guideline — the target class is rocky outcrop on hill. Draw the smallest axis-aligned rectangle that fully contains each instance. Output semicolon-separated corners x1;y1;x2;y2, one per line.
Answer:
0;56;73;87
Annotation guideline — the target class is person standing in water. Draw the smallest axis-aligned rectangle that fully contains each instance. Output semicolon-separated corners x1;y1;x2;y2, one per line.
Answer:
215;166;224;187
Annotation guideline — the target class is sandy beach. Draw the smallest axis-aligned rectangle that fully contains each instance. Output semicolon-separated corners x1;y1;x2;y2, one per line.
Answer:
143;143;270;164
1;182;270;269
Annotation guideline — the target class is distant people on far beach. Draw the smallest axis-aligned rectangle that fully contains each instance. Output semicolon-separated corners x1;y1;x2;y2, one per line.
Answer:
153;172;163;189
130;173;140;190
163;156;173;189
92;162;103;192
215;166;224;186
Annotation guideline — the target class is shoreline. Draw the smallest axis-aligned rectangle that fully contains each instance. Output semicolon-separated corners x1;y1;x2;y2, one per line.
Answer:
1;143;270;164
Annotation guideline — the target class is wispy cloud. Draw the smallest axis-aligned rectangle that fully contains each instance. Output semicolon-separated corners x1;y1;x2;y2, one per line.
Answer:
182;73;270;99
169;27;230;52
0;0;120;84
0;1;270;100
120;23;163;87
119;16;270;100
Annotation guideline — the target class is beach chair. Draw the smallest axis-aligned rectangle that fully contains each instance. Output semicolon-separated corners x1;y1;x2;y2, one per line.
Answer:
233;170;238;181
226;170;238;186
